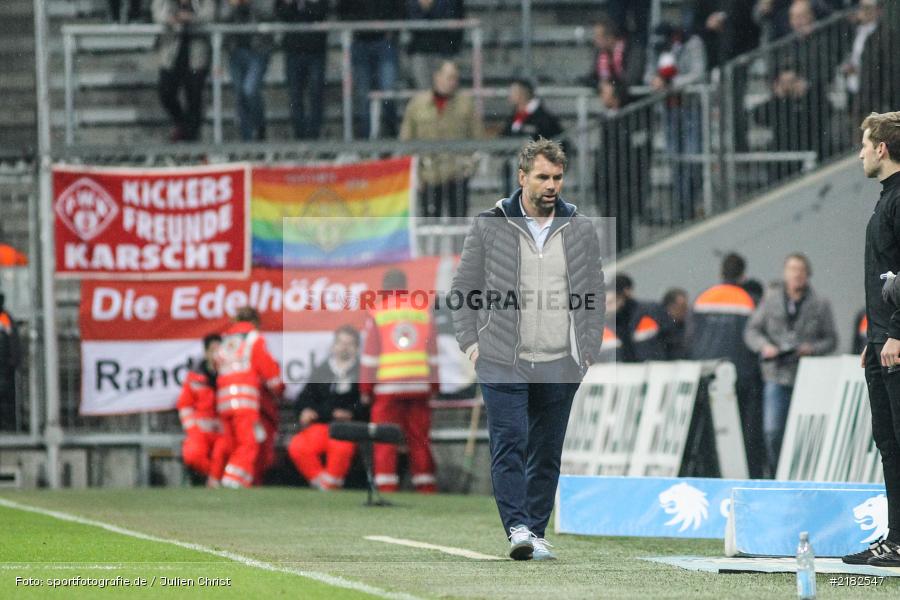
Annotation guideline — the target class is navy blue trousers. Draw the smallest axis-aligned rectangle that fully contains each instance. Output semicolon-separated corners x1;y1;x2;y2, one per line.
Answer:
478;356;582;538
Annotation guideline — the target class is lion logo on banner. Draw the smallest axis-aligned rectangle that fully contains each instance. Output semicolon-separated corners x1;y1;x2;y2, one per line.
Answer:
54;177;119;241
659;483;709;532
854;494;888;545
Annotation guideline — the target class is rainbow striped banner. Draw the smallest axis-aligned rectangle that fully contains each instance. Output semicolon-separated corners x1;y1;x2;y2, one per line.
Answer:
251;157;416;269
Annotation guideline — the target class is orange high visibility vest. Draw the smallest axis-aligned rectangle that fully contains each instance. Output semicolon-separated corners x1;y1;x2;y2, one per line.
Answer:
371;302;432;384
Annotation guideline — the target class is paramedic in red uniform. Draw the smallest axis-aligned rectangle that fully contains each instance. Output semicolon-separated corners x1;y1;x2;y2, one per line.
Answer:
360;269;439;493
215;307;284;488
177;333;227;482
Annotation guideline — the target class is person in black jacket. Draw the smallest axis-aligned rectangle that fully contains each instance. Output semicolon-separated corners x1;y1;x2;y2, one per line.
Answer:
500;79;565;195
276;0;329;139
609;274;667;362
451;138;605;560
691;252;766;478
843;111;900;567
502;79;563;142
286;325;368;490
406;0;465;90
0;293;20;432
660;287;691;360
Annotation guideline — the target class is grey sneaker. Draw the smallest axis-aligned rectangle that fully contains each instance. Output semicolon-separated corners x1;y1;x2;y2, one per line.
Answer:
508;525;534;560
532;537;557;561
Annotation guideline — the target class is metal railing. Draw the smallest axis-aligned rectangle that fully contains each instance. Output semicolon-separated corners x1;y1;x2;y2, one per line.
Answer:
591;8;894;254
0;138;526;468
61;19;483;145
718;10;856;210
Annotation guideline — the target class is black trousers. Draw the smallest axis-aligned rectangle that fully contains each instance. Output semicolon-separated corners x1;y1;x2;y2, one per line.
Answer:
0;378;16;432
419;178;469;219
158;42;208;141
865;342;900;541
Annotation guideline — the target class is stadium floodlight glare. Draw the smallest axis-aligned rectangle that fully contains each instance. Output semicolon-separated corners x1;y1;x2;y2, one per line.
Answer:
329;422;404;507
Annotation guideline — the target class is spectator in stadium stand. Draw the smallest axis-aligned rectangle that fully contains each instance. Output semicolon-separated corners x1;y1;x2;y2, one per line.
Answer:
337;0;404;138
152;0;217;142
287;325;367;491
405;0;465;91
660;288;691;360
690;0;760;69
276;0;329;140
856;1;899;122
691;252;766;478
451;138;605;560
177;334;228;485
605;0;653;49
582;14;645;111
690;0;759;153
222;0;274;141
110;0;143;23
0;293;21;432
842;111;900;567
841;0;881;120
852;309;868;354
502;78;564;143
400;60;484;218
754;0;845;174
609;274;667;363
744;253;837;477
214;307;284;488
649;22;707;223
360;270;439;494
753;0;835;43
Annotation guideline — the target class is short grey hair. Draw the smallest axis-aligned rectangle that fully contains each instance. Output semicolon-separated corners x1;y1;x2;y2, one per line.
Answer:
517;137;567;174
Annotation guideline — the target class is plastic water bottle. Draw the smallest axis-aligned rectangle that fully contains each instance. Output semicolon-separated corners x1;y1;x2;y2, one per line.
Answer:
796;531;816;599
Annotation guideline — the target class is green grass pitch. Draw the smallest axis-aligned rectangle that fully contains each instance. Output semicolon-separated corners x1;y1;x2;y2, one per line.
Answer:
0;488;897;599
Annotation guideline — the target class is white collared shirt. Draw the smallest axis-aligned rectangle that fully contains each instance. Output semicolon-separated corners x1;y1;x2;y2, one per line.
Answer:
519;196;554;251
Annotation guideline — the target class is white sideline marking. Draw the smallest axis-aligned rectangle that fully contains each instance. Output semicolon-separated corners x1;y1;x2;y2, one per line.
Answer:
0;498;421;600
0;565;124;570
365;536;504;561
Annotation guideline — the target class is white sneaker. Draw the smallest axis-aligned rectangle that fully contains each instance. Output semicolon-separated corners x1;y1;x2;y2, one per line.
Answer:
532;536;557;561
508;525;534;560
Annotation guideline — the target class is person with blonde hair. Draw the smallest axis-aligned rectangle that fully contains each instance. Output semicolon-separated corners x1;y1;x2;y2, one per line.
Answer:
844;111;900;567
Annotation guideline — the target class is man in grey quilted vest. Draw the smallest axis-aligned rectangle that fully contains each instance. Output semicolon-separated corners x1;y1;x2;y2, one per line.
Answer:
451;138;606;560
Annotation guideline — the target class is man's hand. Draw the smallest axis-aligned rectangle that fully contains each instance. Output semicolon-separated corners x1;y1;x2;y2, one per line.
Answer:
299;408;318;427
881;338;900;368
360;393;372;406
861;344;867;368
469;348;479;364
761;344;780;360
796;343;815;357
332;408;353;421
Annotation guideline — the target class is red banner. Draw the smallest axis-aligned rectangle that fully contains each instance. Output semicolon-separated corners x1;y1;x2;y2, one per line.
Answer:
77;258;472;415
53;164;250;280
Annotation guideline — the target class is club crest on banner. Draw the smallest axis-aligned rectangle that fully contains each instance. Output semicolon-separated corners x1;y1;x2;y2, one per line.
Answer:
659;482;709;532
854;494;888;544
55;177;119;241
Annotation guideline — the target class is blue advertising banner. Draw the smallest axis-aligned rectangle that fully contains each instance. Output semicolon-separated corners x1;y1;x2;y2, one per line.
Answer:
555;476;884;540
731;487;889;557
